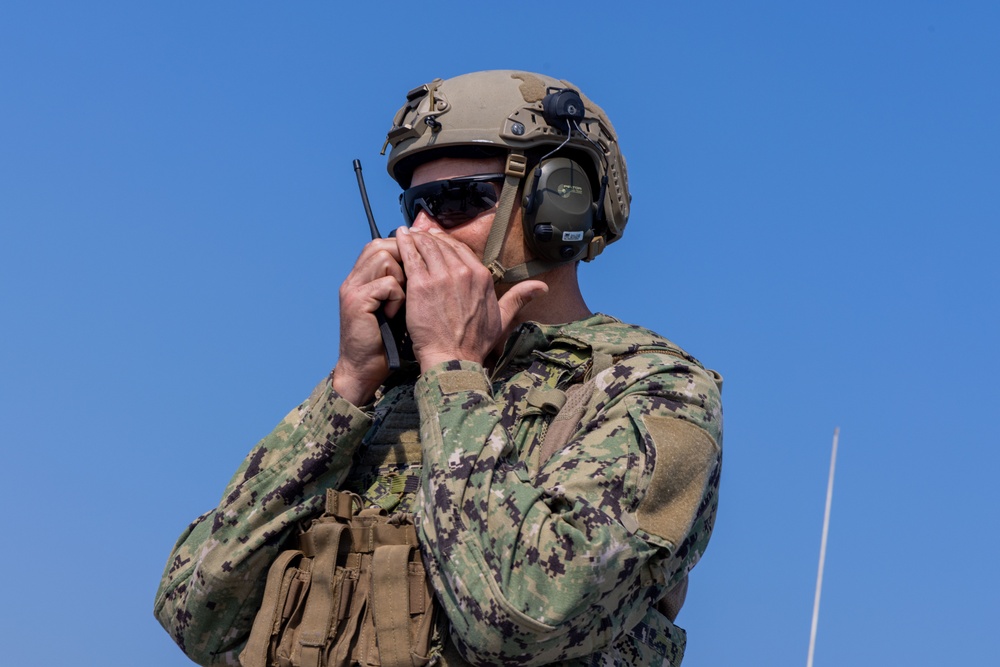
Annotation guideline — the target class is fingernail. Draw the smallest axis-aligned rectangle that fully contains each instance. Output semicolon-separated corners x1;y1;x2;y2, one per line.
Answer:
397;226;409;235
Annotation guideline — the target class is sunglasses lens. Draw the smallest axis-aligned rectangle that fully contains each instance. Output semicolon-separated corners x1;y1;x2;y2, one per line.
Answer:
400;175;502;228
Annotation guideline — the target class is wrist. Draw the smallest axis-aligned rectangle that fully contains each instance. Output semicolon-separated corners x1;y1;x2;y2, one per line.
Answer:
331;364;381;407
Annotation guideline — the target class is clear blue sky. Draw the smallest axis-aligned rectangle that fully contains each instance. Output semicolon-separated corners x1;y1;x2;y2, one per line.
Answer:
2;2;998;665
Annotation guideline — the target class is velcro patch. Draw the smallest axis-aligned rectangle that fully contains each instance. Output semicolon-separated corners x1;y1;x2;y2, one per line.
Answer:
634;414;719;549
437;370;489;395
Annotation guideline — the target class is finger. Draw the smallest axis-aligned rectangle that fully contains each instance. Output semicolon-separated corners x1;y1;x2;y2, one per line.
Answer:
395;227;429;278
345;240;402;285
426;227;482;264
356;238;401;264
416;231;484;279
371;275;406;319
377;249;406;285
342;275;405;315
497;280;548;332
408;230;451;272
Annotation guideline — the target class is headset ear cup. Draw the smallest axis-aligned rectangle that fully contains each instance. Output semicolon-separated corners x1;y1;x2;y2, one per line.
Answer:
521;163;545;258
521;157;596;263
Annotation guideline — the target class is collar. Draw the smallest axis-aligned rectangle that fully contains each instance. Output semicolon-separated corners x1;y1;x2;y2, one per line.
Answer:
495;313;619;376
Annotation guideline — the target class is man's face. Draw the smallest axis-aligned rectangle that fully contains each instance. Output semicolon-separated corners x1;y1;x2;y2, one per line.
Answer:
407;157;530;268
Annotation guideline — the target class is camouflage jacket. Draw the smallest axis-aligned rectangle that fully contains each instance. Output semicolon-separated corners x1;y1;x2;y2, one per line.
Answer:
154;314;723;667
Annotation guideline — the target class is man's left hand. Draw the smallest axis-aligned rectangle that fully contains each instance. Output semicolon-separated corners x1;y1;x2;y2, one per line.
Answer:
395;227;547;371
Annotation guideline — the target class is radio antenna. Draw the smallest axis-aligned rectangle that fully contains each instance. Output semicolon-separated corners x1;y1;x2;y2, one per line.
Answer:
352;159;401;370
806;427;840;667
353;159;382;240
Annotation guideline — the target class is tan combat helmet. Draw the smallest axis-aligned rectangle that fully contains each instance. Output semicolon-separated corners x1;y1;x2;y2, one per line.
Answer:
383;70;630;283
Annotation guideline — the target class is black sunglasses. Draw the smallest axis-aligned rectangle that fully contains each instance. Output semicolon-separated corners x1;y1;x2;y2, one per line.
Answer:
399;173;504;228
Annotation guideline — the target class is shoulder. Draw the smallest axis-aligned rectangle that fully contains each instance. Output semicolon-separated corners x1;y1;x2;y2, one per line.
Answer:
554;314;690;354
571;316;723;448
529;313;723;445
552;314;716;378
554;314;720;396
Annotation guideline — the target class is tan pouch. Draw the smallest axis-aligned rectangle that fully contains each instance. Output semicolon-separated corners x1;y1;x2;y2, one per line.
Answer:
241;490;437;667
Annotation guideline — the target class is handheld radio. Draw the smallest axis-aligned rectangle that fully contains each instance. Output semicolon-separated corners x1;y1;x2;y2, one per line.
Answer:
352;159;409;371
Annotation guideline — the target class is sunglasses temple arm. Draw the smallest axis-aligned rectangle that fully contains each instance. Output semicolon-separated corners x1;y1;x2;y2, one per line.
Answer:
352;159;401;371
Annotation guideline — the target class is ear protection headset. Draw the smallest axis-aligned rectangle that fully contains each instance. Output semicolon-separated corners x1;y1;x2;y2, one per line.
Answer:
522;157;595;261
521;88;608;263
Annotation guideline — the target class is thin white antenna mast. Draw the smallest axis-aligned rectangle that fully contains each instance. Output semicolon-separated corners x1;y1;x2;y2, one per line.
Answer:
807;427;839;667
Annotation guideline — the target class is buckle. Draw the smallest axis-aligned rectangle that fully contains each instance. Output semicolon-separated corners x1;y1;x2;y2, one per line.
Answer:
505;152;527;178
486;260;506;282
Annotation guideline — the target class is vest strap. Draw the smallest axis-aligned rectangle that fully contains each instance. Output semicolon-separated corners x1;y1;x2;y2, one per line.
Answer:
295;522;348;667
372;544;420;667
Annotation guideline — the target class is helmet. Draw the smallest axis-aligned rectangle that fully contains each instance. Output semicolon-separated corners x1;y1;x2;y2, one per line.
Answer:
382;70;630;282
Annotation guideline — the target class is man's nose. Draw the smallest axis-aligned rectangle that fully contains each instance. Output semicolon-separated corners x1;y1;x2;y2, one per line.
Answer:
408;208;443;233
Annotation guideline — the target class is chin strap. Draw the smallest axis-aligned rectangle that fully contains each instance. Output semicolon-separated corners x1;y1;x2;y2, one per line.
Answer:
482;152;526;283
496;259;565;283
483;151;576;284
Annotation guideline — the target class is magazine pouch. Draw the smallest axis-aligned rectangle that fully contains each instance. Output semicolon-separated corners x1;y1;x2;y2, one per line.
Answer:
241;490;436;667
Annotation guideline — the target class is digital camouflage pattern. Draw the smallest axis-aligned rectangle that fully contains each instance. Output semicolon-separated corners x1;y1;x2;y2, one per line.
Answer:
154;314;723;667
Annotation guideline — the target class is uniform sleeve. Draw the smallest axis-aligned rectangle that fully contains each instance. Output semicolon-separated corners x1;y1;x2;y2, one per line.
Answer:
153;376;373;667
413;355;722;666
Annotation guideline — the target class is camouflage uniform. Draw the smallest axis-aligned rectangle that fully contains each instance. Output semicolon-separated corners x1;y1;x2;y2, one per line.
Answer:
155;314;723;666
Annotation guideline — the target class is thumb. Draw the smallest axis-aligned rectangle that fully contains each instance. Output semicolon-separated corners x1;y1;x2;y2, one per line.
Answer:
497;280;548;331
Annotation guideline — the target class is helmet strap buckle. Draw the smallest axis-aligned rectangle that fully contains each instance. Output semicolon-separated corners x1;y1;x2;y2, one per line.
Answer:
486;261;507;282
505;152;527;178
585;236;606;261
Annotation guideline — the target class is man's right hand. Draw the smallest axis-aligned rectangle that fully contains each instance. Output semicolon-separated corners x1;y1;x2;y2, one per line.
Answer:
332;238;405;406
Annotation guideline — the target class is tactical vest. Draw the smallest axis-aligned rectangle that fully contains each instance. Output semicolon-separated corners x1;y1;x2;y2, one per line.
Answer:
241;319;716;667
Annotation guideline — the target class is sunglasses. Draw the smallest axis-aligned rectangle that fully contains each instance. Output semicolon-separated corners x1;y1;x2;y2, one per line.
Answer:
399;173;504;228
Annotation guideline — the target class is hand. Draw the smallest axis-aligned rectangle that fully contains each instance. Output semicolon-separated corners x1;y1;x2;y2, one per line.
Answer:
394;227;547;371
332;238;405;405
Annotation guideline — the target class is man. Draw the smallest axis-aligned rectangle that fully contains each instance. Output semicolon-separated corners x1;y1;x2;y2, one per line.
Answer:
155;70;723;667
